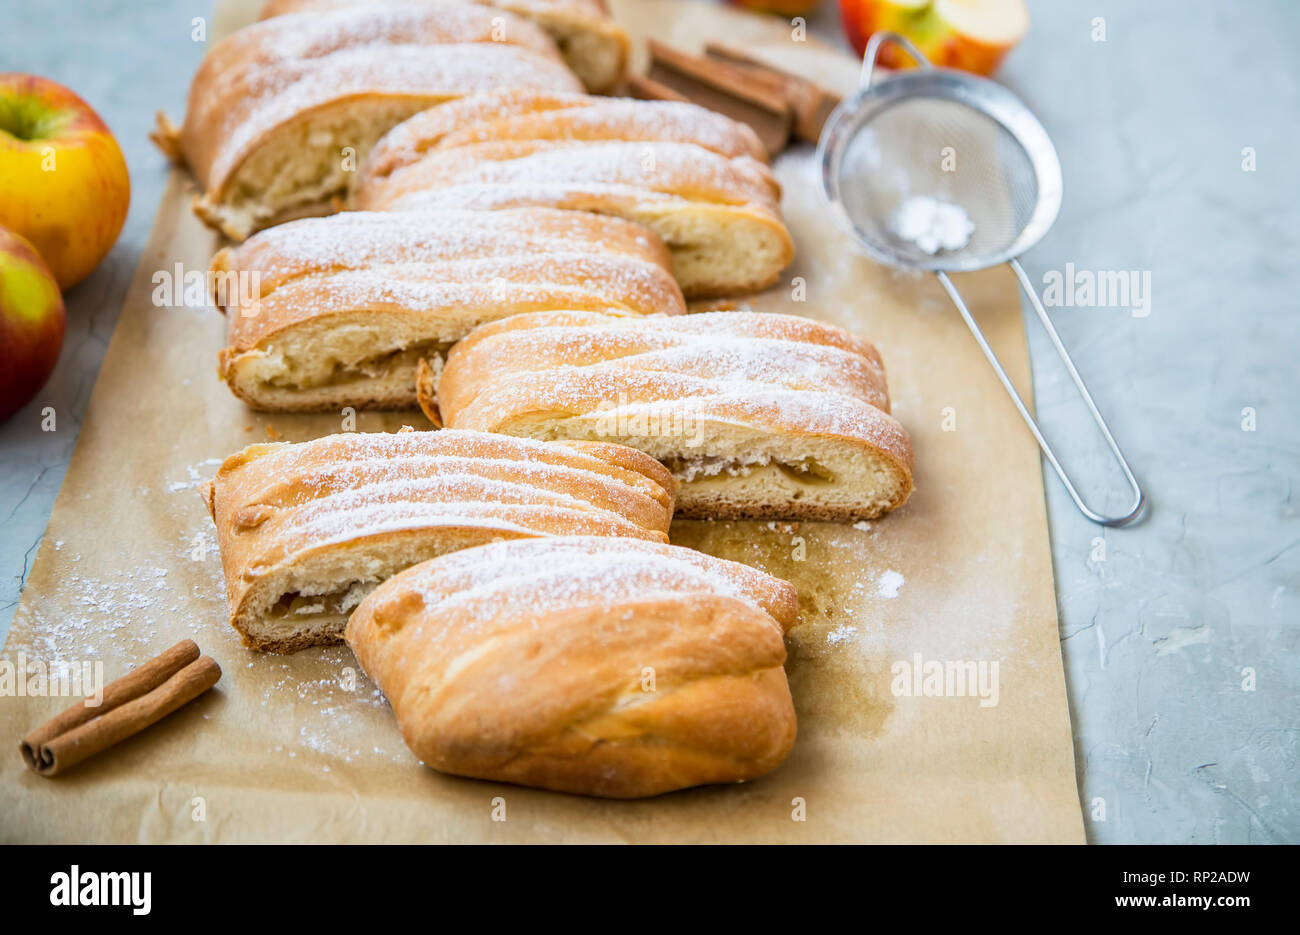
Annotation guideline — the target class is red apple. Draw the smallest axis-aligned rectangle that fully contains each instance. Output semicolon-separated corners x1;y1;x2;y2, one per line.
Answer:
0;225;65;422
0;74;130;289
840;0;1029;76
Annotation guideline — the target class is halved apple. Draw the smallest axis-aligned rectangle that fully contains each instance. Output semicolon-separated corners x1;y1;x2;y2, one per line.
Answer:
839;0;1030;76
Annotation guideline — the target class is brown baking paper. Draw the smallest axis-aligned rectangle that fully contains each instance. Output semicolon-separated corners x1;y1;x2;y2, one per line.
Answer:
0;0;1084;843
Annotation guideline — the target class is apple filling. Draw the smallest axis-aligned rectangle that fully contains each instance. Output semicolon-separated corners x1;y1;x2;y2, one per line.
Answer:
266;581;375;629
264;341;450;391
547;25;619;92
665;454;836;485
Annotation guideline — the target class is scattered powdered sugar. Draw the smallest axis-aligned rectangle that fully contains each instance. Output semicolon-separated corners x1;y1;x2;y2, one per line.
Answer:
165;458;223;494
14;565;221;667
875;569;905;599
249;649;406;765
890;195;975;255
826;624;858;646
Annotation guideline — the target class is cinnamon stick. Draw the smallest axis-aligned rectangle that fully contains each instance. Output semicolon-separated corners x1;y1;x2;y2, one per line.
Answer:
642;39;793;157
20;640;221;777
703;42;843;144
627;74;690;105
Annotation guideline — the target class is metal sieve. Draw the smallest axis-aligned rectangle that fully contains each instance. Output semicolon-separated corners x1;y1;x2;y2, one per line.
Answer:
818;32;1144;526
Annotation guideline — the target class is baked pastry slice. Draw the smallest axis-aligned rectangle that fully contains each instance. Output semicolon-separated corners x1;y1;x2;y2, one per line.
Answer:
435;310;914;521
346;536;798;797
205;429;675;652
211;208;684;412
150;3;582;240
259;0;630;93
352;91;793;296
355;89;770;183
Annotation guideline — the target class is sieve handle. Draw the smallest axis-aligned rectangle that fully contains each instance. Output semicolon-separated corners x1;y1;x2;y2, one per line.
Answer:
859;31;933;89
935;261;1145;526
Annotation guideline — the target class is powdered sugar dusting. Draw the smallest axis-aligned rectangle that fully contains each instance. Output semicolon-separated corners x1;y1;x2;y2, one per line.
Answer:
371;140;778;215
875;569;905;599
188;3;581;189
463;98;764;157
363;92;766;183
165;457;224;493
222;209;684;351
889;195;975;255
363;536;791;631
228;209;669;293
826;624;858;646
446;311;909;457
212;431;674;611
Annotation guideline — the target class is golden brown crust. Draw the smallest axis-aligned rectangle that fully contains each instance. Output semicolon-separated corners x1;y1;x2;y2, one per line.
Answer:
355;90;769;199
436;310;915;521
357;140;781;214
345;536;798;797
206;430;676;652
215;208;678;323
158;4;581;237
352;91;794;296
548;439;678;500
210;208;685;411
259;0;630;93
439;308;894;416
357;90;595;182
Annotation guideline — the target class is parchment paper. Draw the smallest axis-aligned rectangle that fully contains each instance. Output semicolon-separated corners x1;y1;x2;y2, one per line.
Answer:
0;0;1084;843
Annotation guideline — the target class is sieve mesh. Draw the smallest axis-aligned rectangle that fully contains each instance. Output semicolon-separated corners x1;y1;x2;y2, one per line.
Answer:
833;96;1041;268
818;53;1143;525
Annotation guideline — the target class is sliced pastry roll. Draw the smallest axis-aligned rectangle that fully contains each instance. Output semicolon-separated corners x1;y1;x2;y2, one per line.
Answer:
346;536;798;797
436;311;915;522
211;208;684;412
259;0;630;93
151;4;582;240
352;91;793;296
205;429;676;652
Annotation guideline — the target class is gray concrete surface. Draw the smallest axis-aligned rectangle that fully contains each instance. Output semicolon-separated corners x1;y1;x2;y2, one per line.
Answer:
1;0;1295;843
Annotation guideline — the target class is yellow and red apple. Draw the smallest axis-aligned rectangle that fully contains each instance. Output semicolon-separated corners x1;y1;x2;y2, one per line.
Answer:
0;73;129;289
839;0;1029;76
0;226;65;422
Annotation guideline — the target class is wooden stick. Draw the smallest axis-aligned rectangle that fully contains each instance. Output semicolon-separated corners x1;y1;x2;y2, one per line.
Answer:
20;640;221;777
